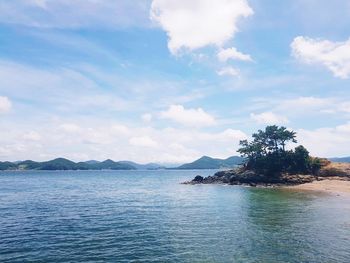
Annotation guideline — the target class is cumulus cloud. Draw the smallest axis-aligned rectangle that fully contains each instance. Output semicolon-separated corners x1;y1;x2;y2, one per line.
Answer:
129;136;158;148
250;112;289;125
291;36;350;79
298;123;350;157
160;104;216;127
150;0;253;54
217;47;252;62
0;96;12;114
217;66;240;77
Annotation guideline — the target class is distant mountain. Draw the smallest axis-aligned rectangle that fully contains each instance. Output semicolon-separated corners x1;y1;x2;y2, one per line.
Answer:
0;158;136;171
18;160;42;170
91;159;135;170
39;158;79;170
119;161;165;170
176;156;244;169
0;158;167;171
2;155;350;171
84;160;100;165
0;161;18;170
328;157;350;163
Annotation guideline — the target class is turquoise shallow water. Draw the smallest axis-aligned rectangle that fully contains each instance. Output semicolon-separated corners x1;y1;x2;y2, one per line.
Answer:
0;170;350;263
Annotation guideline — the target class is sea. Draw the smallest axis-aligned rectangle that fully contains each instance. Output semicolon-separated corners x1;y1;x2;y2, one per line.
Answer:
0;170;350;263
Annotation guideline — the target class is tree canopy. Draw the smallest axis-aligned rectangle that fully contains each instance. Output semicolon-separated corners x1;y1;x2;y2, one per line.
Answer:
237;125;321;176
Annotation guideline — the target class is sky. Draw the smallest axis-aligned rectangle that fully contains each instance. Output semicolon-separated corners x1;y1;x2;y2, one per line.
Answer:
1;0;350;163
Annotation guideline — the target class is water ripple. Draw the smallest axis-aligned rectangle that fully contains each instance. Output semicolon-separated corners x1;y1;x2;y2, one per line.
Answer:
0;170;350;262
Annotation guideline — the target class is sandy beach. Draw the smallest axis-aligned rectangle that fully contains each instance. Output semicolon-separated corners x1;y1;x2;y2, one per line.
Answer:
287;179;350;196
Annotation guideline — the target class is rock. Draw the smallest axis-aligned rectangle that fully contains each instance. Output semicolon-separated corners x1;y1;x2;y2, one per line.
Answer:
182;161;350;187
183;169;320;186
193;175;204;182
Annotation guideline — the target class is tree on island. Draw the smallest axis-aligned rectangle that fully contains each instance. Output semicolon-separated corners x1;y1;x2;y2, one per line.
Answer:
237;125;323;176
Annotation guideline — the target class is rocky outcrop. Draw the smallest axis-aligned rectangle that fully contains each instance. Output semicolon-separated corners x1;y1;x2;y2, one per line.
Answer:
318;162;350;177
183;162;350;187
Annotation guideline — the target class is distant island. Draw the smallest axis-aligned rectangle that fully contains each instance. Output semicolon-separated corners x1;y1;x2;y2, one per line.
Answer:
0;155;244;171
1;139;349;172
185;126;350;187
0;158;165;171
175;156;243;169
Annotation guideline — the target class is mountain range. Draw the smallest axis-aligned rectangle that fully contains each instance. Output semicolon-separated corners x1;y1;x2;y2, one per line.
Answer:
0;158;163;171
328;157;350;163
0;156;244;171
176;156;244;169
1;155;348;171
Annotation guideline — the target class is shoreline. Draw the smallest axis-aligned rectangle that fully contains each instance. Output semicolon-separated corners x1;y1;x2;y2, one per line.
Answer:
285;179;350;196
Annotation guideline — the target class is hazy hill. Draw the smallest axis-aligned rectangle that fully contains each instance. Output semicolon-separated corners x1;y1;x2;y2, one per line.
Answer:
119;161;165;170
0;161;18;170
328;157;350;163
84;160;100;165
91;159;135;170
0;156;245;170
1;158;136;170
39;158;78;170
176;156;244;169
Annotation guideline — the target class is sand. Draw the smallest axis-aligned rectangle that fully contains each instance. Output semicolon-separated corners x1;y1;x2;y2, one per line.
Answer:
287;179;350;196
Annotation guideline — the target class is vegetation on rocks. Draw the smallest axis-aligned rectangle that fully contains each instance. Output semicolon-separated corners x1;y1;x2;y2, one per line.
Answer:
185;126;350;186
237;125;324;176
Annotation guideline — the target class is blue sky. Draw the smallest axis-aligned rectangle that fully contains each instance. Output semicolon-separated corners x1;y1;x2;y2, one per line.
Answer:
1;0;350;163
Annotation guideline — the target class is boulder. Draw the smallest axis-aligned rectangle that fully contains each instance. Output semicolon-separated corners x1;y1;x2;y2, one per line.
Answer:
193;175;204;182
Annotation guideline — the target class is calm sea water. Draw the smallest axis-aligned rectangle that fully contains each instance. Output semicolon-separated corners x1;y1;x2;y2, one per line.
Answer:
0;170;350;263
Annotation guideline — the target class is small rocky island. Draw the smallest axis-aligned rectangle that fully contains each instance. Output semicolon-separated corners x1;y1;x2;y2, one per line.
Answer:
184;126;350;187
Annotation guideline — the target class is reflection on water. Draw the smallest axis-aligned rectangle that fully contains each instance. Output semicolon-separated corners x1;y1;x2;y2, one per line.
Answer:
241;189;350;262
0;170;349;262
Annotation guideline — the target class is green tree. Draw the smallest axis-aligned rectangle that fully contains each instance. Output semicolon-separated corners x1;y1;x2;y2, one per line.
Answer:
289;145;310;174
238;126;313;176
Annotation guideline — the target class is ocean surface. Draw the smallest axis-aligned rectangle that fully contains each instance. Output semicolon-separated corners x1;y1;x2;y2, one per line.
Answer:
0;170;350;263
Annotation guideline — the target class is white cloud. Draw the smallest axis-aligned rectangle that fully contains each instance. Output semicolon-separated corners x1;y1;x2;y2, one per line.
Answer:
291;36;350;79
217;47;252;62
142;113;153;123
160;104;216;127
219;129;248;141
33;0;47;9
129;136;158;148
248;96;350;119
0;96;12;114
217;66;240;77
59;123;81;133
0;60;208;118
283;96;330;109
150;0;253;54
338;101;350;113
199;128;247;141
0;118;249;163
277;96;333;115
22;131;41;141
298;123;350;157
111;124;129;135
0;0;151;28
250;112;289;125
0;60;128;113
276;96;350;117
